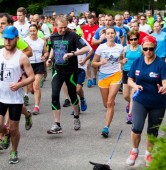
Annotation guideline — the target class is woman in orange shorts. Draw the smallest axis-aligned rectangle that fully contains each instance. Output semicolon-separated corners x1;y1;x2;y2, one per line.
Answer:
92;27;123;137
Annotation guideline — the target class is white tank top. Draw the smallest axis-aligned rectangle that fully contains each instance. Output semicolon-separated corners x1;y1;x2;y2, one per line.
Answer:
24;36;44;64
0;49;24;104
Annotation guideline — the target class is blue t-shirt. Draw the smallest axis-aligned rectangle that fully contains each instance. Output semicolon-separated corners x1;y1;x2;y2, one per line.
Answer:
93;26;121;44
151;31;166;58
123;45;142;71
123;16;133;25
128;56;166;108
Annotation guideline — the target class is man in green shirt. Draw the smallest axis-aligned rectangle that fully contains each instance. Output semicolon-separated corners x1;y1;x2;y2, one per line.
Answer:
146;10;155;29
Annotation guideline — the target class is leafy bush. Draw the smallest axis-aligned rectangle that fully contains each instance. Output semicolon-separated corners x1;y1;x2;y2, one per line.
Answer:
146;125;166;170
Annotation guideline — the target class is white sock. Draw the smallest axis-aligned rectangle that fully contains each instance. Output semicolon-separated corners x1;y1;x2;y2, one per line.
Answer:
25;93;28;96
132;148;139;153
35;105;39;109
145;150;151;156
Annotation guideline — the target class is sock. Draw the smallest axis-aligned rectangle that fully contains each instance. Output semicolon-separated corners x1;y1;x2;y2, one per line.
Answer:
74;115;79;119
80;97;84;100
145;150;151;156
55;122;61;127
132;148;139;153
25;93;28;96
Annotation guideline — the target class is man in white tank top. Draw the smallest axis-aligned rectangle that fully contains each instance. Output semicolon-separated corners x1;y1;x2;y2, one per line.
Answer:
0;26;34;164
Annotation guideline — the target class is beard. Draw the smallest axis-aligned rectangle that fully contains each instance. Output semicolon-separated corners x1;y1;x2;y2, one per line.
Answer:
5;42;17;51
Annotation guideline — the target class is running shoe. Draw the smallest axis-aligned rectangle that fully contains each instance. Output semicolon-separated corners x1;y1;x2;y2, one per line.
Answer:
80;99;87;111
9;151;19;164
0;139;3;150
126;103;130;113
101;126;109;138
63;99;71;107
47;124;62;134
3;133;10;149
32;107;39;115
87;79;92;88
126;114;132;124
40;78;44;88
126;150;139;166
24;95;29;106
25;111;32;130
92;78;97;85
74;118;81;130
145;154;153;167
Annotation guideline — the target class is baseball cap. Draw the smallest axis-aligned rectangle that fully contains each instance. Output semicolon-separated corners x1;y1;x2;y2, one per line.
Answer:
142;36;157;45
67;23;77;30
78;18;86;25
2;26;18;39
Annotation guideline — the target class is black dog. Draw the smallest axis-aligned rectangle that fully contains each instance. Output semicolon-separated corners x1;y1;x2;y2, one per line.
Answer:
89;161;112;170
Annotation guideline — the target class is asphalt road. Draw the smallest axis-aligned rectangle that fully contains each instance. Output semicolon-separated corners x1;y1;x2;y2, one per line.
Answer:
1;69;165;170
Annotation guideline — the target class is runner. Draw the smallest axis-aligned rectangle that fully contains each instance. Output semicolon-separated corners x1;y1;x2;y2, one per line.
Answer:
121;30;142;124
0;26;34;164
126;36;166;167
24;24;48;115
151;21;166;61
92;27;123;137
46;16;89;134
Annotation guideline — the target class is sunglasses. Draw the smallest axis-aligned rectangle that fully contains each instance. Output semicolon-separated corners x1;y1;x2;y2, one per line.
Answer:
143;47;155;51
129;38;138;41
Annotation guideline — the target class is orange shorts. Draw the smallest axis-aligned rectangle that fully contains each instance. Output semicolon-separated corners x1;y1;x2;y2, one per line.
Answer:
98;71;122;88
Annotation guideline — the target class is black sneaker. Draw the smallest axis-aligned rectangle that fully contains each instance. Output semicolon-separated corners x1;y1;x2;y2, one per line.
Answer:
9;151;19;164
3;133;10;149
63;99;71;107
25;111;33;130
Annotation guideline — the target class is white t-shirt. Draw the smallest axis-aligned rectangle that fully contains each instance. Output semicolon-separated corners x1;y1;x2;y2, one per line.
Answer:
77;37;92;71
95;43;123;74
14;21;30;39
24;37;45;63
139;24;152;34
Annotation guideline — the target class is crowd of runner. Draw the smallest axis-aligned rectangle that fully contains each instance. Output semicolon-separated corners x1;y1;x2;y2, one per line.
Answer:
0;7;166;168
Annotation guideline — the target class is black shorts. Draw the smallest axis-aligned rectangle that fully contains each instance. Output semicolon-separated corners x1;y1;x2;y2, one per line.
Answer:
31;62;45;75
122;70;129;84
0;102;23;121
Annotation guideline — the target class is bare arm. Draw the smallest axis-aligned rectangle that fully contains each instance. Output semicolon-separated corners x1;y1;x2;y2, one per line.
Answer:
157;80;166;94
91;34;106;46
41;41;49;62
79;49;94;66
46;48;53;67
92;54;108;68
63;46;89;61
10;54;35;91
22;45;33;58
128;77;143;92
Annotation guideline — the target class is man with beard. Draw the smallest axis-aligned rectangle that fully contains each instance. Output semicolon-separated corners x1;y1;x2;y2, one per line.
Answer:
0;26;34;164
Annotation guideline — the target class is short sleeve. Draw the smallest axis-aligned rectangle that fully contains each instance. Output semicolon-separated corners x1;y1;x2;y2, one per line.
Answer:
74;33;86;49
95;44;102;56
16;37;28;50
128;60;137;79
93;28;100;40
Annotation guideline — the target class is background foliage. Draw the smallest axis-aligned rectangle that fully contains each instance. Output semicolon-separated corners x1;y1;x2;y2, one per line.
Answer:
0;0;165;15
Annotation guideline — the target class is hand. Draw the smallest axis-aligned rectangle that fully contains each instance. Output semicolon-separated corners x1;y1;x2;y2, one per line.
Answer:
157;84;166;95
41;56;46;62
79;59;86;66
133;84;143;92
63;53;73;61
122;58;128;64
10;82;20;91
46;59;52;67
101;58;108;65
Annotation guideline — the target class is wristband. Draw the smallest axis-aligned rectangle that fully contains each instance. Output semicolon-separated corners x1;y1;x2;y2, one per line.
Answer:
71;51;75;56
